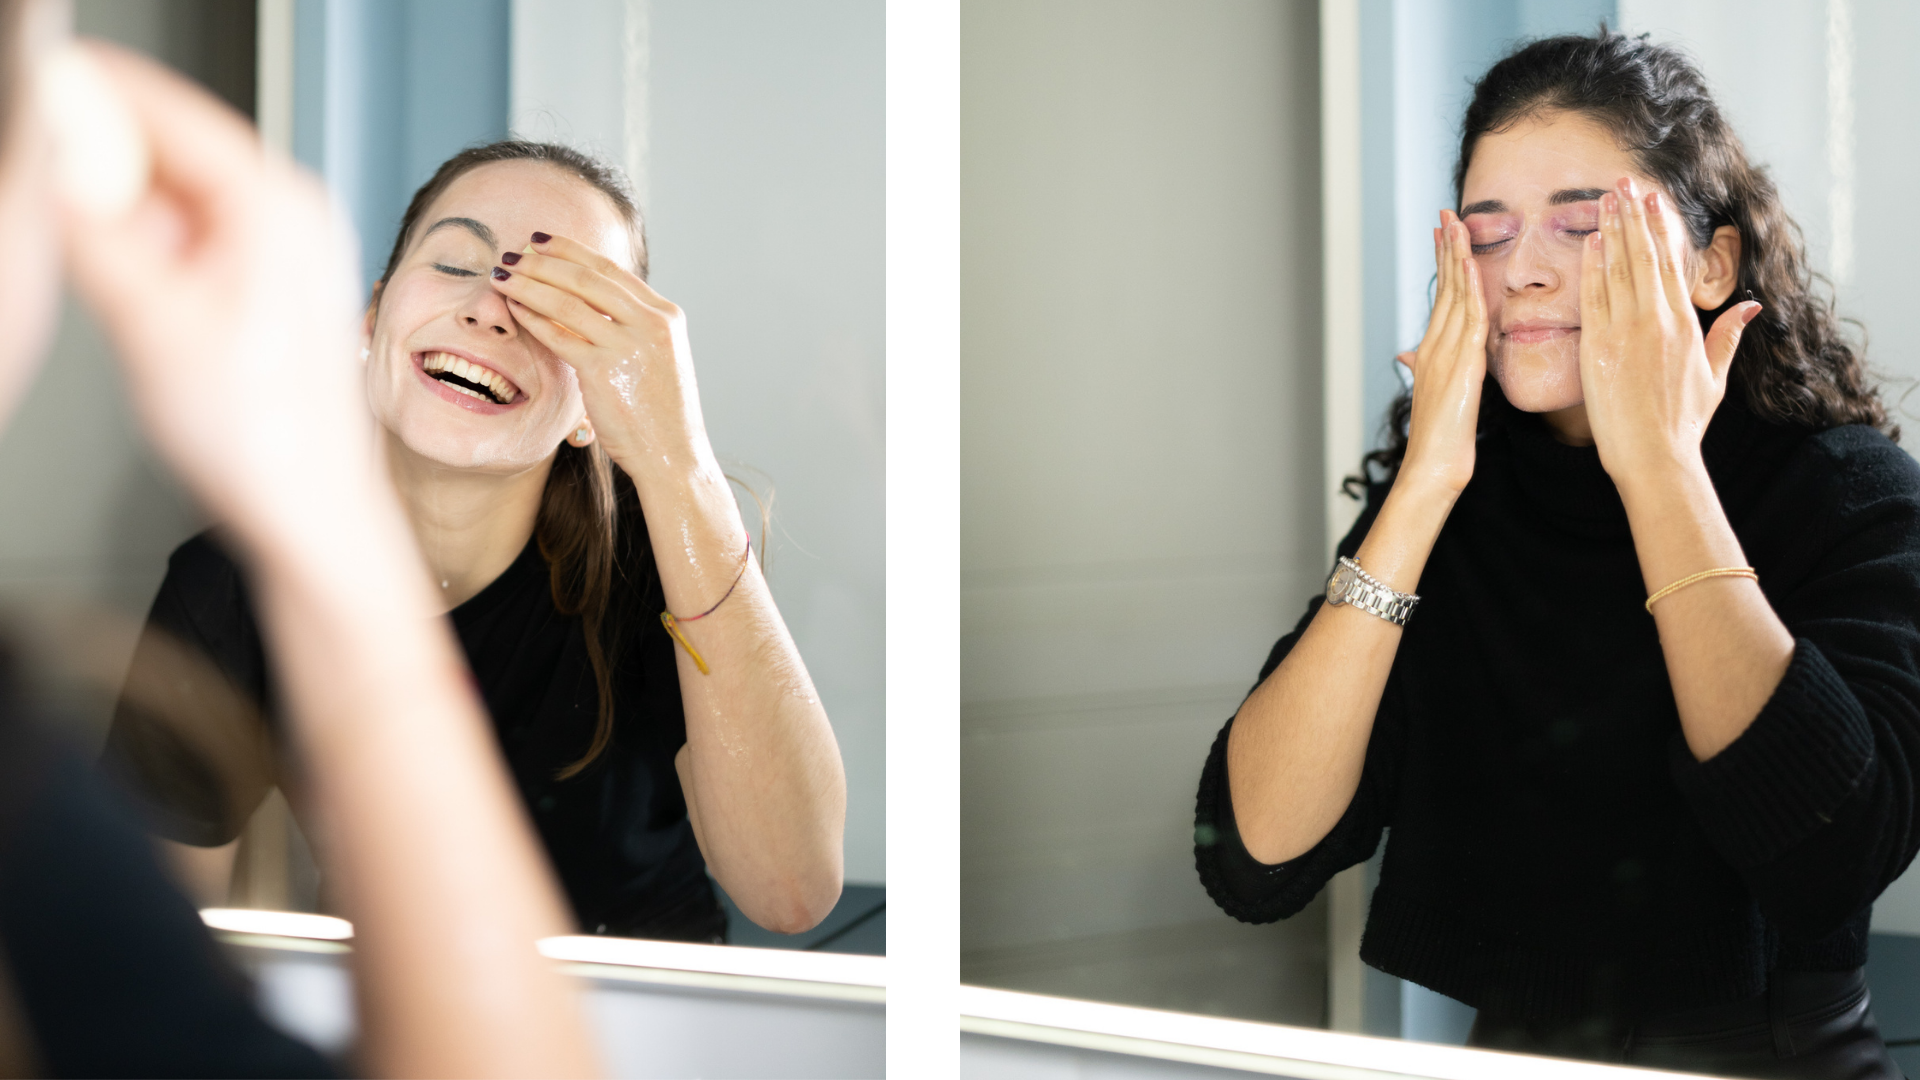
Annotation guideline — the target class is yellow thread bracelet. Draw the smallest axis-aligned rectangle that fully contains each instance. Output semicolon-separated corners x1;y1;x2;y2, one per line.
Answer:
660;537;752;676
660;612;711;675
1644;566;1757;613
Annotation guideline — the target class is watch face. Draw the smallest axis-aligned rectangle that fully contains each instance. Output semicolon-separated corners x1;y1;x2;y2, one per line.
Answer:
1326;563;1356;605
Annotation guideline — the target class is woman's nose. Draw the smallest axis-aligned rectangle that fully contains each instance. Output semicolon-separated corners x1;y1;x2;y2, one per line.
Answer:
1503;226;1561;293
459;284;516;336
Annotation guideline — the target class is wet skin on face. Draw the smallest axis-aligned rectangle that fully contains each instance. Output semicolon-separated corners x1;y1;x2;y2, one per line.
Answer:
363;159;634;474
1458;111;1656;420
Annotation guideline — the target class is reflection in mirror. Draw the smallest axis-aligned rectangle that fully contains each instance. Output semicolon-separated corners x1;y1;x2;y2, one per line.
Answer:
198;912;885;1077
11;0;881;961
963;2;1920;1078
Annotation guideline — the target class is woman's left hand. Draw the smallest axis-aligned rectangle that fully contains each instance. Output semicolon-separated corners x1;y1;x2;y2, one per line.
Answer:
491;233;846;932
488;234;705;475
1579;176;1759;482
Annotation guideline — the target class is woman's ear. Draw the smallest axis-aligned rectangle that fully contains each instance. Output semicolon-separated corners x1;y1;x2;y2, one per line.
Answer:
1691;225;1742;311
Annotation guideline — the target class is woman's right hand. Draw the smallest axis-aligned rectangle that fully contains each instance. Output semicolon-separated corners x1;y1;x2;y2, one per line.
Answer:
1396;211;1490;498
1227;216;1490;865
54;44;386;573
51;45;601;1078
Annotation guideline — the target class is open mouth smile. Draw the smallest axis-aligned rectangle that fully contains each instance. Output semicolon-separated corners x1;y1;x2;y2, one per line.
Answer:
420;351;521;405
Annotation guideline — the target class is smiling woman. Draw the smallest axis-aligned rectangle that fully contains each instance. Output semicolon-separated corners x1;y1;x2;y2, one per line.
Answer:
102;140;848;944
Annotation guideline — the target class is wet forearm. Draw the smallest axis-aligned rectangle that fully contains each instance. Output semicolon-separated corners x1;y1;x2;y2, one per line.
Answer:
1618;456;1793;760
614;442;846;934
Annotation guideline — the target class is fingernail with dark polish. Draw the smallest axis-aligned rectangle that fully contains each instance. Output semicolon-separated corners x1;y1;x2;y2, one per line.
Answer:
492;267;511;280
501;251;522;265
531;232;552;244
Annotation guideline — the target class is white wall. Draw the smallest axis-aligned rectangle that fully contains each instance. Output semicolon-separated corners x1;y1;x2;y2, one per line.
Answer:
645;0;886;884
962;0;1323;953
509;0;642;199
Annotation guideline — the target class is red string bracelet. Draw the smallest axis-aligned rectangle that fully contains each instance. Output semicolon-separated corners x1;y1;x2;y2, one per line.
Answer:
660;537;752;675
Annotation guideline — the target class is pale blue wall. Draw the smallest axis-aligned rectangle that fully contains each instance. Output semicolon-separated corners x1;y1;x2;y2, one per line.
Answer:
292;0;512;294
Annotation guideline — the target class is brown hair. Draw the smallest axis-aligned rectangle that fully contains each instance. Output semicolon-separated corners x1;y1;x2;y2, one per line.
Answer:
1352;28;1894;494
375;141;650;779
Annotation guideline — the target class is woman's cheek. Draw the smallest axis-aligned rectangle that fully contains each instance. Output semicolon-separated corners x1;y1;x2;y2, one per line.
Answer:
1476;256;1504;332
538;355;589;422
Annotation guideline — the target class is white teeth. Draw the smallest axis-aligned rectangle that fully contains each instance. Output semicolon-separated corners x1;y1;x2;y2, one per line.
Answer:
422;351;516;403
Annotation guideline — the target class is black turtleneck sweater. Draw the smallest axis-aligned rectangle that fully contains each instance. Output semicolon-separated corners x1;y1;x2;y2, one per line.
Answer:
1195;395;1920;1023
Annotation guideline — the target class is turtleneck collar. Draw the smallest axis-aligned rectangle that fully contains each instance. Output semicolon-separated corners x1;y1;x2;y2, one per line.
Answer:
1488;386;1782;537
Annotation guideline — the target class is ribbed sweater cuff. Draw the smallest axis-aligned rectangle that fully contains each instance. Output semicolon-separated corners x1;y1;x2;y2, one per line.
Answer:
1195;717;1352;924
1669;639;1874;869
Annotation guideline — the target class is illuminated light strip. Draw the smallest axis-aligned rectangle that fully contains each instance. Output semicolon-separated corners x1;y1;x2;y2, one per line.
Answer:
959;987;1714;1080
537;935;884;989
199;911;882;989
200;911;883;989
200;908;353;941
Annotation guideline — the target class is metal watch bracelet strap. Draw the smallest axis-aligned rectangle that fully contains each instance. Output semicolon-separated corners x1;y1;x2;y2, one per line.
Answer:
1325;555;1419;626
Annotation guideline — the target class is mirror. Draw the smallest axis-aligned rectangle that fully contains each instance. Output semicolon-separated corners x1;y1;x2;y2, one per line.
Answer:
961;0;1920;1074
4;0;882;958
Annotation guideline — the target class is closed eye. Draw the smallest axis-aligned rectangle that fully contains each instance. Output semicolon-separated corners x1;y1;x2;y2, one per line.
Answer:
432;263;481;278
1471;239;1510;254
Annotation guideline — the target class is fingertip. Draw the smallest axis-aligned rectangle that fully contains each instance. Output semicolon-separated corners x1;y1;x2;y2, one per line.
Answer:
1741;301;1762;325
41;46;151;222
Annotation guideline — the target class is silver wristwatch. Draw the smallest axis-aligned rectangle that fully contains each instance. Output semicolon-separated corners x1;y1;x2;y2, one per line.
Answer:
1324;556;1419;626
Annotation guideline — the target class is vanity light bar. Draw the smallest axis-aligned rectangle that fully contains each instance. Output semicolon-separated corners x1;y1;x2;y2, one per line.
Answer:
200;908;354;941
959;987;1714;1080
197;910;884;989
537;935;886;989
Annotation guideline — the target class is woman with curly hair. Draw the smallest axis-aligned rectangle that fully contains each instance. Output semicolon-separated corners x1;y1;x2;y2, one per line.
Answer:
1197;29;1917;1078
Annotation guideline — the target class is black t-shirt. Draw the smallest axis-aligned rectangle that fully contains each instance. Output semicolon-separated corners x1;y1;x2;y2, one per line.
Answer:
102;531;724;942
0;660;336;1077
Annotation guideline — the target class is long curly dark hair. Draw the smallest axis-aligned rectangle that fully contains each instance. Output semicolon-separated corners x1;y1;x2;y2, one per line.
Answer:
1350;29;1894;495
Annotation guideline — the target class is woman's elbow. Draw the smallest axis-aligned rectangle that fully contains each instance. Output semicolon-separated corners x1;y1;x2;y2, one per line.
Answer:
744;873;842;935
